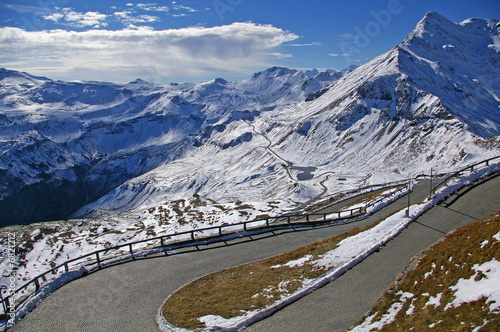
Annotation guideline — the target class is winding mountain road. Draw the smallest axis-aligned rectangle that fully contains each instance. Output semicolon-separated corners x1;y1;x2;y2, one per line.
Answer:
9;173;500;332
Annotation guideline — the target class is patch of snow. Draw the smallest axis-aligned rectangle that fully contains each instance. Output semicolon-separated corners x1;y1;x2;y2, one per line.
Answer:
424;263;437;279
493;231;500;242
351;292;413;332
429;320;443;328
271;255;313;269
406;302;415;315
445;259;500;312
425;293;442;308
472;319;489;332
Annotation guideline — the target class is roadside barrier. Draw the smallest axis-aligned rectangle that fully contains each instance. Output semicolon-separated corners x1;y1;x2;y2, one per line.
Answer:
2;154;499;322
0;184;408;319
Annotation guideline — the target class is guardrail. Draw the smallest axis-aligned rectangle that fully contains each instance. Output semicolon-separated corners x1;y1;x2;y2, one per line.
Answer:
430;155;500;196
3;155;499;322
0;183;410;319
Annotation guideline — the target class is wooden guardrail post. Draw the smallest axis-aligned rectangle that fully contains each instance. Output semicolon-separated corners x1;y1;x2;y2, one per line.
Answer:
34;277;40;291
1;293;10;316
129;244;134;260
429;168;433;198
160;237;168;255
0;291;8;316
96;252;101;268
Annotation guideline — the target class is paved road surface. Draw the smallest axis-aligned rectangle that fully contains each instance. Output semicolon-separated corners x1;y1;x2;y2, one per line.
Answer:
9;174;499;331
247;172;500;332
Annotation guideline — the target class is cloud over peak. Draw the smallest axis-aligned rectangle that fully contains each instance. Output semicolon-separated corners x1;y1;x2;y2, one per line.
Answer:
0;23;298;83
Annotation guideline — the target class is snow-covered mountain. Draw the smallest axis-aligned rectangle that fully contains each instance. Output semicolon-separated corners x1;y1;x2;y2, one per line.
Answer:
1;12;500;230
73;12;500;222
0;65;346;226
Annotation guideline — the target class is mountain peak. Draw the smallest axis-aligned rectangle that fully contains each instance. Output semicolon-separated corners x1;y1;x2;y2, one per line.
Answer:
406;11;459;42
213;77;228;85
0;68;51;83
422;11;450;22
257;66;299;78
304;68;319;77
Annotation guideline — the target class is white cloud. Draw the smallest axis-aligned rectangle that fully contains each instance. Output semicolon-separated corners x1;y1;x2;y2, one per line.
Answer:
113;11;159;26
172;4;197;13
43;8;108;28
0;23;298;83
287;42;322;47
328;53;349;57
266;52;293;59
136;3;170;12
338;32;357;41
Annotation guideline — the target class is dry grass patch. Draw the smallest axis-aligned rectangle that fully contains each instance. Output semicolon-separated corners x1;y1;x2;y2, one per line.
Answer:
355;210;500;331
162;210;401;330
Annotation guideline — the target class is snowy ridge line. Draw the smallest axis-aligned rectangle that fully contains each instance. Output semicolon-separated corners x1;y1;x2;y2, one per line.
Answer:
1;180;411;327
158;161;500;332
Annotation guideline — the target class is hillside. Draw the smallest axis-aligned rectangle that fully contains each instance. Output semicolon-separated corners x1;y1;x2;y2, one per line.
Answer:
0;66;346;226
351;210;500;331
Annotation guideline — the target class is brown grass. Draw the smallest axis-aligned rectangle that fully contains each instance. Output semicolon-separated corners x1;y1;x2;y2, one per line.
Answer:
162;209;403;330
358;211;500;331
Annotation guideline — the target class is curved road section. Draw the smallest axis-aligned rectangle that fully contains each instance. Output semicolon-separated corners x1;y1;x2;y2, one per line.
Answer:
9;174;500;331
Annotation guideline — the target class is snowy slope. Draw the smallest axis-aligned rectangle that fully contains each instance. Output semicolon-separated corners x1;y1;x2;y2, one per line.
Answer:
0;67;342;226
398;12;500;137
74;13;500;223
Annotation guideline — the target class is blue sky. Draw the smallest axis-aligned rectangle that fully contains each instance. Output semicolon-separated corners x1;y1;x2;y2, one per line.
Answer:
0;0;499;83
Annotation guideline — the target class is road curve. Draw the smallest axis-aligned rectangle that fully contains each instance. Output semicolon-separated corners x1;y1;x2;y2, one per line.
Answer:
246;172;500;332
8;175;499;331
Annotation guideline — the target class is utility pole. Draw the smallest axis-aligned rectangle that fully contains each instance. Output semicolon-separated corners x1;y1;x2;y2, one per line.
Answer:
364;189;368;213
406;177;411;217
429;167;433;198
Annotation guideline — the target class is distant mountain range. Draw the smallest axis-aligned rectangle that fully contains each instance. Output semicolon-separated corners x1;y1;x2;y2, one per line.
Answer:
1;12;499;228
